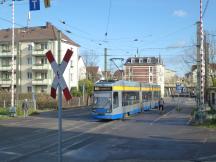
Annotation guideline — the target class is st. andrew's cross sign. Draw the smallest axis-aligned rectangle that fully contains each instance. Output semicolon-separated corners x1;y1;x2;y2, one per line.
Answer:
46;49;73;101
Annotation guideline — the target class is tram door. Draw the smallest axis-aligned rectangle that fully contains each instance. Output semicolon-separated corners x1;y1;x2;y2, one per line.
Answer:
112;91;121;114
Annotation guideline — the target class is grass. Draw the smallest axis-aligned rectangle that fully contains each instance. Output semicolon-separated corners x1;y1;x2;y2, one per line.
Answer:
0;107;10;116
201;119;216;128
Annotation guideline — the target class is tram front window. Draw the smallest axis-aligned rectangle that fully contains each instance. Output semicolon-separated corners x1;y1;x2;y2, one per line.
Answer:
94;97;112;110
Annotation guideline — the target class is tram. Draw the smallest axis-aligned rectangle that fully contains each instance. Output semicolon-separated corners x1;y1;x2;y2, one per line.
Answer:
92;80;161;119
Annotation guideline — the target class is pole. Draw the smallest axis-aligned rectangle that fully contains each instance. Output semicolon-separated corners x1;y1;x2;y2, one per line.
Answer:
200;0;205;106
104;48;107;80
82;84;85;105
57;30;62;162
204;35;209;104
16;42;19;108
199;0;205;122
196;21;201;109
11;0;15;112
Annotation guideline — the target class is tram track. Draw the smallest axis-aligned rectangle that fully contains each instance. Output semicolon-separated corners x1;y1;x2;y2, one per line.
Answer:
0;121;96;152
4;120;116;162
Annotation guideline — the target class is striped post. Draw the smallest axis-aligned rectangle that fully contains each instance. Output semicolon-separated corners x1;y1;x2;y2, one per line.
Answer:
200;0;205;106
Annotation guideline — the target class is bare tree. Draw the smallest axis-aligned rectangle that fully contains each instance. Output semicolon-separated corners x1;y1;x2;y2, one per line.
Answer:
81;50;98;67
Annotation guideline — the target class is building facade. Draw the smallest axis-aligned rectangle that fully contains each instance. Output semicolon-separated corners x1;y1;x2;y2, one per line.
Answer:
78;56;86;80
124;56;165;97
0;22;80;93
86;66;103;83
164;68;178;96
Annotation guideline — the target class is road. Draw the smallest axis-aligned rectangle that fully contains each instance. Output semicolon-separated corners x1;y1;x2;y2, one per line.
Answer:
0;97;216;162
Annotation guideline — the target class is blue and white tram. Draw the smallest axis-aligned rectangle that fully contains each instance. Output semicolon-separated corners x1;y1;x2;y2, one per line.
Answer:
92;80;161;120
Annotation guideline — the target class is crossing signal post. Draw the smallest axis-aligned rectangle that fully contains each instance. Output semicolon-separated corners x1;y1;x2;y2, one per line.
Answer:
44;0;50;8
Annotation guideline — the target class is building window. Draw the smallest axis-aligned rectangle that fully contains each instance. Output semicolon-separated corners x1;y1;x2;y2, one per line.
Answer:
27;72;32;79
149;66;153;73
28;44;33;51
147;58;151;63
131;59;135;63
149;76;153;83
41;86;47;93
1;44;11;52
2;59;10;66
27;58;32;64
139;59;143;63
27;86;32;92
2;72;10;80
34;42;48;51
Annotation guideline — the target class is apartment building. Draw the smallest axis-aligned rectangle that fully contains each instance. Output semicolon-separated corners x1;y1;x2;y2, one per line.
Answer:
124;56;165;97
0;22;80;93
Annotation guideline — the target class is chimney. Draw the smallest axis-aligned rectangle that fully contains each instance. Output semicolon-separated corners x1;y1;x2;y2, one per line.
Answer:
46;22;52;28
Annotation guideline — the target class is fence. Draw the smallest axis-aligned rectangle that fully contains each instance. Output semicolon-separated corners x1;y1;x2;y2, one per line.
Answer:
0;92;91;110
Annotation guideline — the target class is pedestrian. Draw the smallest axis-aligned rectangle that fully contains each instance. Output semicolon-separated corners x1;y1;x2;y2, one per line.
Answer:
22;99;29;118
158;98;164;112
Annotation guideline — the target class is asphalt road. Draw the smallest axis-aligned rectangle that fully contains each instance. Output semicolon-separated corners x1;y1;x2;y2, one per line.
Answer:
0;97;216;162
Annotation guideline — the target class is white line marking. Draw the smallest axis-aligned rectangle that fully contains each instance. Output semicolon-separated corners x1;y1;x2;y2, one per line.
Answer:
150;109;174;125
0;151;22;156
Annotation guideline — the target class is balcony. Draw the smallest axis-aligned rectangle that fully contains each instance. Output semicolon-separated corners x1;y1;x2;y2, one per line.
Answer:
32;64;50;70
32;79;51;85
0;79;11;86
32;49;48;56
0;49;17;57
0;64;16;71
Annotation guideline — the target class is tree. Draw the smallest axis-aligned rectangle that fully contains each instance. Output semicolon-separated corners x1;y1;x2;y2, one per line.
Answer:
70;87;81;97
81;50;98;67
79;79;94;105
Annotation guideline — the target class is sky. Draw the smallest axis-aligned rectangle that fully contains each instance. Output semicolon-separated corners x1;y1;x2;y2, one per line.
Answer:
0;0;216;76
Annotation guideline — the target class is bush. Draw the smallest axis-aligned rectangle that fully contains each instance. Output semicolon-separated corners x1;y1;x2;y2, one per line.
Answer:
70;87;81;97
36;94;57;109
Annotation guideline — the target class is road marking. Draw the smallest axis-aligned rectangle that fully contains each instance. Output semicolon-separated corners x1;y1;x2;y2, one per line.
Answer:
0;151;22;156
197;153;216;161
150;109;174;125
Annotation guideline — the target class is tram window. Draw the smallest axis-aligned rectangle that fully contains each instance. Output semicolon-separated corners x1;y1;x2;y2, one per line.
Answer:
142;91;152;101
113;92;119;108
122;92;139;106
154;91;159;99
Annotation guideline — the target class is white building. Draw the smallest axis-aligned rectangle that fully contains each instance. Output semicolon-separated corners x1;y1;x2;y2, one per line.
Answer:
0;22;80;93
78;56;86;80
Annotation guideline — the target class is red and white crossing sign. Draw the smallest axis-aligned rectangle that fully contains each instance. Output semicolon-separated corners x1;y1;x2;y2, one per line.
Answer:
46;49;73;101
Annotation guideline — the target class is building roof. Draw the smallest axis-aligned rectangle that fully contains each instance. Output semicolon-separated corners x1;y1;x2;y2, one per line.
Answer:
113;70;123;80
86;66;99;74
0;22;80;47
102;71;112;77
124;56;163;66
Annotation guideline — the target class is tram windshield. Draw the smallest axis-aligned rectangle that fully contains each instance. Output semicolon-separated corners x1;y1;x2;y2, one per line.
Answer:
93;93;112;109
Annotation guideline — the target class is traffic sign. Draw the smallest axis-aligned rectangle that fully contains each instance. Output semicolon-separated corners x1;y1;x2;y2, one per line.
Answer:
29;0;40;11
46;49;73;101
